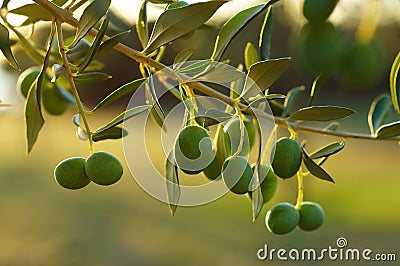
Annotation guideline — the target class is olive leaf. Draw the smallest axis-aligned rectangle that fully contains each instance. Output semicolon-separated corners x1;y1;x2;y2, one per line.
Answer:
251;169;264;222
145;82;166;131
136;0;149;49
0;23;19;70
368;94;392;136
92;127;128;142
25;23;55;154
241;58;291;99
10;27;45;65
9;4;52;25
281;86;305;118
147;0;174;4
165;149;180;216
173;48;195;70
195;67;244;84
230;64;244;99
244;42;259;71
78;16;109;73
52;0;69;7
389;50;400;116
259;6;273;61
92;78;146;111
95;31;130;58
195;108;233;128
310;142;344;159
1;0;10;8
178;59;213;75
309;73;328;106
143;1;226;53
302;148;335;183
323;122;339;132
96;105;150;133
70;0;111;48
73;72;111;83
288;106;355;122
375;121;400;139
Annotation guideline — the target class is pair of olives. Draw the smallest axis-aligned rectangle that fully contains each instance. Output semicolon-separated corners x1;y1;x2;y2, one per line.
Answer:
54;151;123;189
266;201;325;235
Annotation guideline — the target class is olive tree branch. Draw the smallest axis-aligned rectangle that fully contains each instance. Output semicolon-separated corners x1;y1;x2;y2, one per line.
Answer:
32;0;400;143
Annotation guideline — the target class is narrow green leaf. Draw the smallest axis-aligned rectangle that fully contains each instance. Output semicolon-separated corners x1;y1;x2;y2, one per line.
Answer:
146;78;166;131
251;167;264;221
70;0;111;48
241;58;290;99
92;78;146;111
96;105;150;133
178;59;213;75
310;142;344;159
195;108;233;128
73;72;111;83
302;148;335;183
11;27;45;64
95;30;130;58
9;4;52;24
211;3;266;61
173;48;195;70
265;93;285;100
25;23;55;154
259;6;273;61
165;149;180;216
147;0;174;4
368;94;392;135
0;23;19;69
376;121;400;139
143;1;226;53
78;16;109;73
281;86;305;118
248;94;285;108
93;126;128;142
196;68;244;84
309;73;327;106
324;122;339;132
244;42;259;71
230;64;244;99
389;51;400;116
1;0;11;8
288;106;355;122
136;0;149;49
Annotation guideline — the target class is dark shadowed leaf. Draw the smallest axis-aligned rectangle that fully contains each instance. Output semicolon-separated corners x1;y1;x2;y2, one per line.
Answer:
11;27;45;64
390;51;400;116
165;149;180;216
309;73;328;106
147;0;174;3
241;58;290;99
144;1;226;53
73;72;111;83
376;121;400;139
136;0;149;49
96;105;150;133
93;126;128;142
288;106;355;122
244;42;259;71
302;148;335;183
92;78;146;111
0;23;19;69
259;6;273;60
310;142;344;159
70;0;111;48
368;94;392;135
281;86;305;118
95;31;130;58
1;0;10;8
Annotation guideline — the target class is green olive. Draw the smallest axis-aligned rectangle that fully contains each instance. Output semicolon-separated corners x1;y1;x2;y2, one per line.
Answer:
271;138;302;179
303;0;339;23
222;156;253;194
203;155;223;180
298;201;325;231
17;66;40;98
224;116;255;156
54;157;91;190
174;125;214;174
266;202;300;235
42;84;69;116
248;165;278;204
85;152;123;186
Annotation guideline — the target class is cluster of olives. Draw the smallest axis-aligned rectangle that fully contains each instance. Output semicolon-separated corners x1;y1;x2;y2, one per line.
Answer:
299;0;381;88
266;201;325;234
54;151;123;189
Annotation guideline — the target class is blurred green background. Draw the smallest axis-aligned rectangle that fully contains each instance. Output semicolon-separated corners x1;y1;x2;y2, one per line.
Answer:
1;0;400;265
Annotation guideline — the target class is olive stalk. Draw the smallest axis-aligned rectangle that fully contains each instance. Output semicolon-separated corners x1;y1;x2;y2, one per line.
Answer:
55;19;94;153
295;170;304;210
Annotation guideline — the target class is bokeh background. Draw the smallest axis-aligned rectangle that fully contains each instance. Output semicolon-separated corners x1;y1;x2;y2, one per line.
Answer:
0;0;400;265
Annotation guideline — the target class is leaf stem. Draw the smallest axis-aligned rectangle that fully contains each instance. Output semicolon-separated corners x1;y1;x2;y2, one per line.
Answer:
55;19;94;154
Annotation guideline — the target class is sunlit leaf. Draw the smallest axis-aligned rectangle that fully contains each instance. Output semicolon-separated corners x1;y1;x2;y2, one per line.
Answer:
0;23;19;69
92;78;146;111
230;64;244;99
288;106;355;122
244;42;259;71
302;148;335;183
389;51;400;116
259;6;273;60
73;72;111;83
376;121;400;139
93;126;128;142
310;142;344;159
136;0;149;49
368;94;392;136
173;48;195;70
178;59;213;75
281;86;305;118
70;0;111;48
309;73;328;106
9;4;52;25
143;1;226;53
165;149;180;216
10;28;45;64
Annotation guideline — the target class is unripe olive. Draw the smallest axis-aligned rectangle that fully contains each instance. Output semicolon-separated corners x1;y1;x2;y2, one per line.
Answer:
303;0;339;23
165;1;197;40
85;152;123;186
66;39;91;64
17;66;40;98
203;155;223;180
266;202;300;235
42;85;69;116
224;116;255;156
248;165;278;203
174;125;214;174
54;157;91;190
222;156;253;194
298;201;325;231
271;138;302;179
